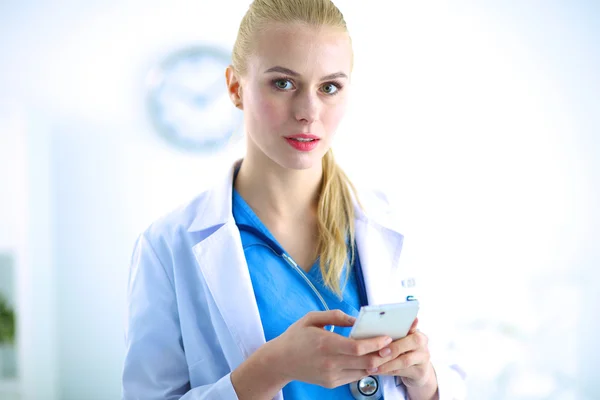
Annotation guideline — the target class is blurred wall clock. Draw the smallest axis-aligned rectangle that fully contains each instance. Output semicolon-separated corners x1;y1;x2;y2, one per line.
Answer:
146;46;243;153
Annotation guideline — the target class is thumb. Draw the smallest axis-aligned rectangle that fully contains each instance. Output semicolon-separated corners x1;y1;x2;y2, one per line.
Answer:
302;310;356;328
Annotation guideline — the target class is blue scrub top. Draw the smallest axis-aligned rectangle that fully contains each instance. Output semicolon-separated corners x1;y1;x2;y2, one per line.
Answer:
232;188;368;399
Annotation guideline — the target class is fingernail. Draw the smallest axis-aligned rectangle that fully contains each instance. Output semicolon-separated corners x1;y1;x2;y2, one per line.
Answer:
367;367;378;373
348;316;357;323
379;348;391;357
385;337;393;345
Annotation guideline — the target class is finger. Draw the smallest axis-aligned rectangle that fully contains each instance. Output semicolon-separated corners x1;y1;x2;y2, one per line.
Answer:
377;349;429;375
336;335;393;356
385;330;427;358
386;363;434;387
334;352;395;371
408;317;419;334
302;310;356;328
380;365;428;384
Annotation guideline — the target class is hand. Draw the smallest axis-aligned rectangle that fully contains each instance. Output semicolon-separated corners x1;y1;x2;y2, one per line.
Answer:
269;310;394;389
374;318;436;388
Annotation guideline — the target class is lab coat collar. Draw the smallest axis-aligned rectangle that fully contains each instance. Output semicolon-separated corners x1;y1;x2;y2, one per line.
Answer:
187;159;241;233
187;159;403;237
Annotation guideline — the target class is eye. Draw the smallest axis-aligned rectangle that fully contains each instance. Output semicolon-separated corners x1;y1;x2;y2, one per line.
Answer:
321;83;340;95
274;79;294;90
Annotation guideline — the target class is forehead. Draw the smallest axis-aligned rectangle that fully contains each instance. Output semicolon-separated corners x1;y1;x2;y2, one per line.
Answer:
248;22;352;77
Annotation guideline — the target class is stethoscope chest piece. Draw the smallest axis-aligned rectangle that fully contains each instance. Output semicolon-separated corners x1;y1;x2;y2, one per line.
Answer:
349;375;382;399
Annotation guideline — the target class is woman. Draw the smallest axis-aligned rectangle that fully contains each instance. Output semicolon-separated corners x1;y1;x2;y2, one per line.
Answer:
123;0;465;399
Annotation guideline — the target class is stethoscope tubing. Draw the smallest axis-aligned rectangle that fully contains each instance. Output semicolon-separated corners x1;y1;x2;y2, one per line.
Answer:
236;223;382;400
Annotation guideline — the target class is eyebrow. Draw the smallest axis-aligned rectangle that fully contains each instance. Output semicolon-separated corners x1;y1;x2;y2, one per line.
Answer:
264;66;348;80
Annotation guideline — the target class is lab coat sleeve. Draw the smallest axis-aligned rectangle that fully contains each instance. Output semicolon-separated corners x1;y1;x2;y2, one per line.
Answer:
431;361;467;400
399;297;467;399
122;233;240;400
391;310;466;400
391;236;466;399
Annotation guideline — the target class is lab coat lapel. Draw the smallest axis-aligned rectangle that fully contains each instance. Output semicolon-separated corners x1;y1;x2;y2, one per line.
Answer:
192;222;266;360
354;199;405;306
189;160;266;363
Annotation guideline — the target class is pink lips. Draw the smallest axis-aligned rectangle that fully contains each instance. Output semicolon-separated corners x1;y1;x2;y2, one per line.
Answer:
285;133;321;152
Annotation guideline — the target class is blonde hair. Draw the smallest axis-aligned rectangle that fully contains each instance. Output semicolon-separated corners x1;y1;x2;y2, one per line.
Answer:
317;149;359;295
233;0;359;296
232;0;350;75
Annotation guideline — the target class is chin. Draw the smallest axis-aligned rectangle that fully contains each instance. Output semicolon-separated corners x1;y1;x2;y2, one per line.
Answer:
275;150;326;171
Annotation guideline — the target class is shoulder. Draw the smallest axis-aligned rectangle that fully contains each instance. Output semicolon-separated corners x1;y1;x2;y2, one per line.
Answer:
141;161;236;245
128;187;220;291
353;182;404;233
356;185;394;212
137;188;214;257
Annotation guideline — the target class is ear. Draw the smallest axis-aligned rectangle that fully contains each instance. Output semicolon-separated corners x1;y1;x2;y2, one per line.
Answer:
225;65;243;110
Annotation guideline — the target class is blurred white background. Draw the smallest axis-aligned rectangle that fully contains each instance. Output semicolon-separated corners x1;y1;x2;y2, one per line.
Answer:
0;1;598;399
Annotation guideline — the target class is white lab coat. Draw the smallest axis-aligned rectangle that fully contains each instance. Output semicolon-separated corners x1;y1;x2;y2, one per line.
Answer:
122;160;465;399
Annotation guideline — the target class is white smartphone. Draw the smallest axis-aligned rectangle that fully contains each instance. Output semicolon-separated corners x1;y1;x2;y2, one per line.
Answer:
349;300;419;341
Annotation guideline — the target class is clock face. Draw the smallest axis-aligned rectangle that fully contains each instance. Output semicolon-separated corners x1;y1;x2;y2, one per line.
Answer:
146;46;243;153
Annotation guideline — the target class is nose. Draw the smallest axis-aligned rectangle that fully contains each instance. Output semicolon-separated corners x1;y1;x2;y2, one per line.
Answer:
294;92;319;124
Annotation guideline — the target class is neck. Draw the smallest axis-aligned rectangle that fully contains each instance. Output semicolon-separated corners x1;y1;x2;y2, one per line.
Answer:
234;154;323;223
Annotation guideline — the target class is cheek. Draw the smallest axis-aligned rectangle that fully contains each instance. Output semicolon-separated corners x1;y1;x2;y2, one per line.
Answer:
249;89;288;127
322;103;347;131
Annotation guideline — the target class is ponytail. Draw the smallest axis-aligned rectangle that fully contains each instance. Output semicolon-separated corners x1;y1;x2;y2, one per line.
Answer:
316;149;359;295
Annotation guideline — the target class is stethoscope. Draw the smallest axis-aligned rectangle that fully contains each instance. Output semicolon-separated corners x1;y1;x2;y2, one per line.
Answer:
237;223;383;400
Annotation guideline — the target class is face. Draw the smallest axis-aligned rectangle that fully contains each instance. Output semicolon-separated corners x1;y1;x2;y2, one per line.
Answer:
227;22;353;171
